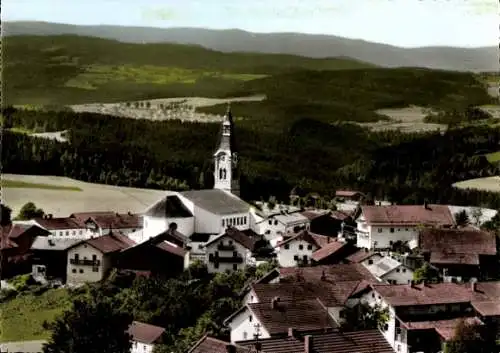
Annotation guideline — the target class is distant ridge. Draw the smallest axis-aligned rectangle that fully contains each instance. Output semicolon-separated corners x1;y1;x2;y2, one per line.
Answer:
3;21;497;72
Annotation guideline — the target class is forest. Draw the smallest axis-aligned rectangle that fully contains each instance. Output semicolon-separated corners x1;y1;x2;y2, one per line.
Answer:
4;105;500;209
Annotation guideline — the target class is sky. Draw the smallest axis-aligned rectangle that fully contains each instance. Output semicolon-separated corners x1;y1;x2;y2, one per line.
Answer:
3;0;497;48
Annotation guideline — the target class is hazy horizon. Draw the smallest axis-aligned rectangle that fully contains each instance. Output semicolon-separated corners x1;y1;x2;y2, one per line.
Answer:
3;0;497;48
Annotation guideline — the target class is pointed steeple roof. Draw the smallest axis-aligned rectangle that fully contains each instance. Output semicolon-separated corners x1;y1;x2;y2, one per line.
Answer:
214;103;237;155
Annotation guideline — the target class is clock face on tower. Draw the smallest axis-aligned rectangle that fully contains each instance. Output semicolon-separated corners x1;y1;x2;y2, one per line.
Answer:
220;155;225;162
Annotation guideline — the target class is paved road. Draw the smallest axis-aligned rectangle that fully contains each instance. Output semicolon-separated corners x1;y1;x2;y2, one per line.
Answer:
0;340;46;353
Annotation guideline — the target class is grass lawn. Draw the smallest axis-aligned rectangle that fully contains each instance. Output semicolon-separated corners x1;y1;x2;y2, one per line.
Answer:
485;151;500;163
2;179;83;191
0;288;72;342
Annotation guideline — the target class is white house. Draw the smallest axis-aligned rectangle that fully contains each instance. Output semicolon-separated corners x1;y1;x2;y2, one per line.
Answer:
141;106;255;243
275;230;328;267
33;215;89;239
66;232;136;285
364;256;414;284
127;321;165;353
69;212;142;238
355;203;455;250
203;227;256;273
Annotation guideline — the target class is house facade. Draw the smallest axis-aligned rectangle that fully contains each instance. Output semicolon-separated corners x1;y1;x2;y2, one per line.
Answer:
34;215;89;239
364;256;414;284
275;230;329;267
127;321;165;353
355;203;455;250
204;227;256;273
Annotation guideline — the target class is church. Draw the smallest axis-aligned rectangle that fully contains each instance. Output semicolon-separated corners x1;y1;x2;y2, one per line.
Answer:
138;106;256;243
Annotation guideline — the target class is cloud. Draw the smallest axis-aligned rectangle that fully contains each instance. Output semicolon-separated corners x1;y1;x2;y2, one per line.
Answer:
141;7;176;21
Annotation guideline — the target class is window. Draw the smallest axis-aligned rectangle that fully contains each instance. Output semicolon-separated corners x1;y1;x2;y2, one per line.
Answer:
228;240;233;245
269;220;272;225
72;269;76;273
79;269;84;273
307;244;313;250
397;345;401;352
378;228;382;233
284;244;289;250
265;230;271;235
243;332;248;340
396;268;400;273
368;259;373;265
72;230;76;235
303;255;307;261
274;220;278;225
339;310;346;319
233;264;238;271
236;218;240;225
299;245;304;250
405;228;408;231
371;293;375;298
244;216;247;224
222;219;225;227
397;228;401;231
79;230;83;235
389;241;393;246
92;267;99;272
249;315;253;322
214;263;219;269
59;231;63;236
383;324;389;331
215;251;219;257
92;255;97;261
390;228;394;233
402;268;406;273
294;255;299;261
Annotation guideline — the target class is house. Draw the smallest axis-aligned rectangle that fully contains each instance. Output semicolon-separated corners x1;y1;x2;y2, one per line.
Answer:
355;203;455;250
418;228;498;282
142;107;255;244
301;210;344;237
66;232;136;285
364;256;414;285
116;232;188;278
0;224;50;279
190;329;394;353
33;215;88;238
311;240;353;265
224;298;336;342
345;248;383;265
335;190;365;203
275;230;330;267
127;321;165;353
204;227;257;273
359;281;496;353
470;281;500;339
31;237;81;283
70;212;142;237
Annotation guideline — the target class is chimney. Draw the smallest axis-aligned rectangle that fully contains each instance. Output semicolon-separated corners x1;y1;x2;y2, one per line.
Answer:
410;280;415;288
321;270;326;281
304;335;313;353
471;281;477;292
423;201;429;210
288;327;296;338
225;344;236;353
271;296;280;309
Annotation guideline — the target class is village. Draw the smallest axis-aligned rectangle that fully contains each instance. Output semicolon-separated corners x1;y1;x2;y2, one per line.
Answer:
1;107;499;353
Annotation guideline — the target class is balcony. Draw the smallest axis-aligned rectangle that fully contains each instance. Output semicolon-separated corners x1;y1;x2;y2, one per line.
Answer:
208;253;243;263
70;259;101;266
217;243;236;251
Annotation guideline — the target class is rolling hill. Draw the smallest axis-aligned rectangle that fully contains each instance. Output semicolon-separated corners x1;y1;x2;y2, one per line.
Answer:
3;21;497;72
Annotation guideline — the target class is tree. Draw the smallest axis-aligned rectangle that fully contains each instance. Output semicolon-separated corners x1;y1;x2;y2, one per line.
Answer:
413;262;440;284
1;204;12;226
470;207;483;227
445;319;496;353
454;210;470;227
15;202;44;220
340;302;389;331
43;298;133;353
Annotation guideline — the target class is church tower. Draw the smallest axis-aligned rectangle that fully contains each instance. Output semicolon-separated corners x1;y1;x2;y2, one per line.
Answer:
213;104;240;197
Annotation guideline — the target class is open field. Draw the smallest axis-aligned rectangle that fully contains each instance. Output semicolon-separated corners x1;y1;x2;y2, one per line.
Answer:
2;179;81;191
0;288;71;342
69;95;266;122
357;106;446;132
2;174;169;217
453;176;500;193
485;151;500;163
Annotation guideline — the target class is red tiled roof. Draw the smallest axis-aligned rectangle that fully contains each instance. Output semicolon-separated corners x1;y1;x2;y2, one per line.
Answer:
72;212;142;229
473;281;500;301
372;282;473;307
35;217;86;230
276;230;324;248
280;264;377;284
188;335;251;353
127;321;165;344
335;190;362;197
330;210;350;221
430;252;480;265
301;210;329;221
361;204;455;226
419;228;496;256
239;329;395;353
312;241;347;262
345;249;378;263
248;299;334;335
1;224;49;250
472;301;500;317
83;233;136;254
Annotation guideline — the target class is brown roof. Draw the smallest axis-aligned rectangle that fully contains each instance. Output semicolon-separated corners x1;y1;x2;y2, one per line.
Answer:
1;224;50;250
276;230;325;248
472;301;500;317
419;228;496;256
430;252;480;265
35;217;86;230
301;210;329;221
80;233;136;254
402;317;483;341
127;321;165;344
248;299;334;335
239;329;394;353
469;281;500;316
206;226;257;250
71;212;142;229
188;335;251;353
345;249;378;263
372;282;473;307
312;241;347;262
335;190;362;198
155;241;186;257
361;204;455;226
330;210;351;221
280;264;377;283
